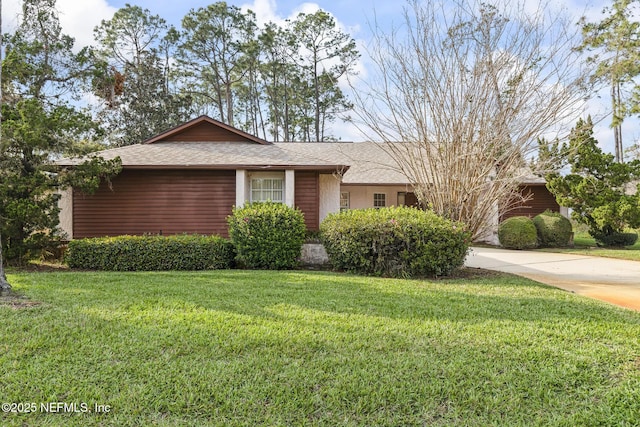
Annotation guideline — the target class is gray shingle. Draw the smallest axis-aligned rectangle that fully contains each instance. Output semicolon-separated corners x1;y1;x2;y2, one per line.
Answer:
57;141;410;185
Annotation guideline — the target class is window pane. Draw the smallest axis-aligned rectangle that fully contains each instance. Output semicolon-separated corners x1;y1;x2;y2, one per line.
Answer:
340;192;350;211
250;177;284;203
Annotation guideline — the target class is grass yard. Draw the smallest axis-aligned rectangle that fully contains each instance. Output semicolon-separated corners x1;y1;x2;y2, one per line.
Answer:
537;230;640;261
1;269;639;426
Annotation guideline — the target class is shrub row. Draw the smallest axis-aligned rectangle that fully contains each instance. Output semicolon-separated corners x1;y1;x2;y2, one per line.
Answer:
498;211;573;249
68;204;471;276
66;234;235;271
321;206;470;277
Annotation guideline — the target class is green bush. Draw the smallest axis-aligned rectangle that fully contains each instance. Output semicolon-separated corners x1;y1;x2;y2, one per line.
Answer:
66;234;235;271
593;231;638;247
227;202;306;269
533;210;573;247
498;216;538;250
320;206;470;278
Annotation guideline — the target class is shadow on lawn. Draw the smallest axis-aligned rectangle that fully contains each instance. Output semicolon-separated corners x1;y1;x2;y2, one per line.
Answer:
17;269;637;326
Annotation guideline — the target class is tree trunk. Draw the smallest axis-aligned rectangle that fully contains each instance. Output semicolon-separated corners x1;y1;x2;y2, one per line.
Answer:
613;80;624;163
0;233;11;291
0;274;10;291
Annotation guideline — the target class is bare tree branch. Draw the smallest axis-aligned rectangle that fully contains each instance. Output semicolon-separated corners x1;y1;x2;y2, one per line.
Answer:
350;0;590;240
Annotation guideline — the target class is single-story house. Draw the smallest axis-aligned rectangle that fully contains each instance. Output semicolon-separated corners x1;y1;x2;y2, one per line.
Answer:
57;115;562;241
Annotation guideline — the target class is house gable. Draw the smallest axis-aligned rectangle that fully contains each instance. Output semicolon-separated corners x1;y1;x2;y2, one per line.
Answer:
144;115;270;145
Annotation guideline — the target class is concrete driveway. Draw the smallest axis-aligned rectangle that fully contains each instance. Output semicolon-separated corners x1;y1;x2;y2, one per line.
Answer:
465;247;640;311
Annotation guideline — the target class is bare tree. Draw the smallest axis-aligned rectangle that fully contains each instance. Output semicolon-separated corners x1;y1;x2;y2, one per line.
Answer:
351;0;589;240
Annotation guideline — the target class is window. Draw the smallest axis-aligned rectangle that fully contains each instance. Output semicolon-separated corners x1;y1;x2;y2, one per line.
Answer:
397;192;406;206
340;192;350;211
251;178;283;203
373;193;386;208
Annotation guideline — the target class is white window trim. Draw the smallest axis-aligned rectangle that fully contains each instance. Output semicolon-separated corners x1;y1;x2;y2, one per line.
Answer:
373;193;386;208
250;177;284;203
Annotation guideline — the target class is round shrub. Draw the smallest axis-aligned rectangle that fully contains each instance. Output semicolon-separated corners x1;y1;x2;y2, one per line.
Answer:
533;210;573;247
498;216;538;250
320;206;470;278
227;202;306;269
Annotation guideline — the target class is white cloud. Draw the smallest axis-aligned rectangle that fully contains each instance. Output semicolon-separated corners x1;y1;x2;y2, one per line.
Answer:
240;0;323;26
2;0;116;50
56;0;118;50
241;0;281;26
290;2;321;16
3;0;23;33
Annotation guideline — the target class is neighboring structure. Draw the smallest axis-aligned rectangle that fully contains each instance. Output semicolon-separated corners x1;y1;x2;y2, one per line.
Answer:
500;175;567;221
58;116;561;240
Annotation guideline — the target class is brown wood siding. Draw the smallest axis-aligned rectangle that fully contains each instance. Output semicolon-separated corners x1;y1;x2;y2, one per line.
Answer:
404;192;420;207
163;122;252;142
73;170;235;238
295;171;320;230
501;184;560;220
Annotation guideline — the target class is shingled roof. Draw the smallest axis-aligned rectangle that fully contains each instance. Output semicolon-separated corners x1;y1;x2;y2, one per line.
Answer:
277;142;410;185
59;141;347;172
56;116;416;184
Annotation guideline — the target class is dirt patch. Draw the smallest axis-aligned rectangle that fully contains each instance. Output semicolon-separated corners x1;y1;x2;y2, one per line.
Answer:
0;291;42;309
20;262;69;273
584;291;640;312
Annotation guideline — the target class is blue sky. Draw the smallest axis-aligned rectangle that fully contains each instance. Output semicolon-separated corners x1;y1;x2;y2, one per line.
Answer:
3;0;636;151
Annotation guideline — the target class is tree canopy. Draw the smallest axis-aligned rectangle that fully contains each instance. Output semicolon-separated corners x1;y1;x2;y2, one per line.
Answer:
1;0;121;264
86;1;359;144
541;117;640;246
579;0;640;163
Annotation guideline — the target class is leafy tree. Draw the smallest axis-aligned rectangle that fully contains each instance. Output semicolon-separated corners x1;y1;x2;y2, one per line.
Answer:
1;0;121;265
291;10;359;141
581;3;640;164
579;0;640;163
92;4;193;145
542;117;640;246
0;0;9;289
257;22;296;141
176;2;257;126
174;4;359;141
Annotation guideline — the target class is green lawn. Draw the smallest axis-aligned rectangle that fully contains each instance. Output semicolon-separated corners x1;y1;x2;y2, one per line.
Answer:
1;269;639;426
537;230;640;261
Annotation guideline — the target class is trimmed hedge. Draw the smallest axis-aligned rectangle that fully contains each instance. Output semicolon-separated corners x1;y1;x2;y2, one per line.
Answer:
66;234;235;271
533;210;573;247
227;202;307;269
593;231;638;247
498;216;538;250
320;206;470;278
